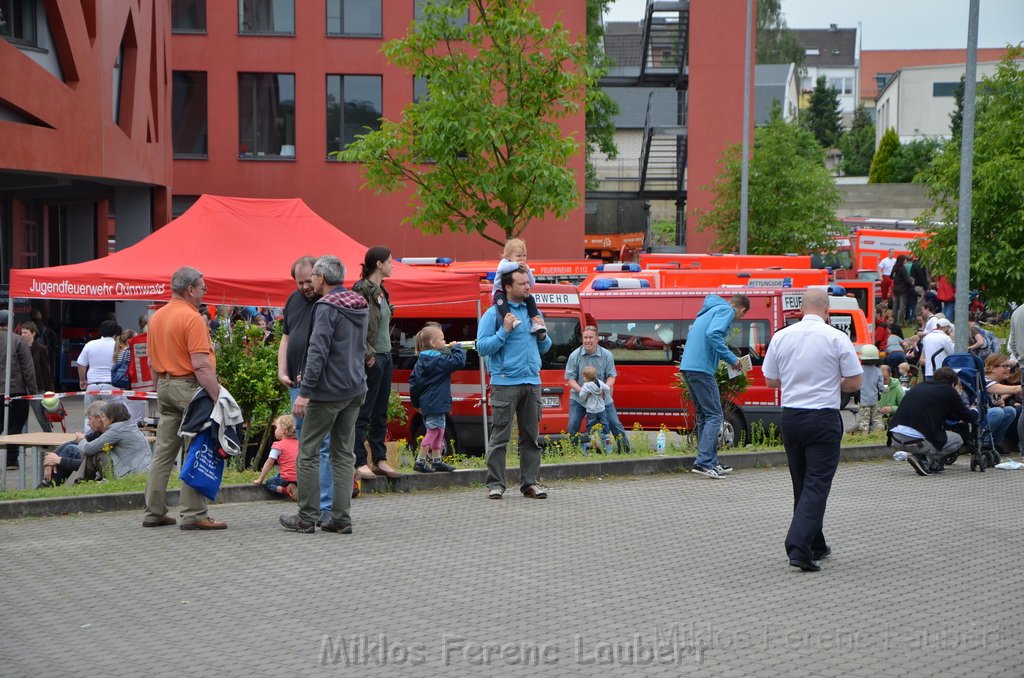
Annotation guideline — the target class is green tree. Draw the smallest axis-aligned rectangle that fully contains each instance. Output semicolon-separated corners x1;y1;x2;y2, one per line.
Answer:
756;0;804;68
915;46;1024;309
889;138;940;182
802;76;844;148
868;127;900;183
949;75;965;140
839;105;876;176
585;0;618;190
341;0;590;245
696;104;841;254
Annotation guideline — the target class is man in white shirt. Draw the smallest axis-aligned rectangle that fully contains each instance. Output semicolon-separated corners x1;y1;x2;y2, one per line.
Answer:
877;249;897;306
920;318;955;380
762;289;863;573
77;319;123;432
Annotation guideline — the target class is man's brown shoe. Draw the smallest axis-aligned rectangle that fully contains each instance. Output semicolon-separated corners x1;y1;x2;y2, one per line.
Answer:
521;484;548;499
142;516;176;528
180;517;227;530
355;465;378;480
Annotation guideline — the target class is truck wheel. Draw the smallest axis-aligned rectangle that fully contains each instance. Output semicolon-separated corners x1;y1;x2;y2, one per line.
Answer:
718;410;747;448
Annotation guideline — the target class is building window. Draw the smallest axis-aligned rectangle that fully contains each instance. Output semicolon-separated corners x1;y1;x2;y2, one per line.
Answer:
326;74;382;159
172;195;200;218
1;0;38;45
238;73;295;158
933;82;960;97
171;0;206;33
805;47;820;57
173;71;208;157
874;73;892;91
414;0;469;26
413;76;428;103
326;0;381;36
827;76;853;95
239;0;294;35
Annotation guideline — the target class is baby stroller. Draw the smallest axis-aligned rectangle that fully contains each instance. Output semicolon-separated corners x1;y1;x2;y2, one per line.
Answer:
943;353;1000;472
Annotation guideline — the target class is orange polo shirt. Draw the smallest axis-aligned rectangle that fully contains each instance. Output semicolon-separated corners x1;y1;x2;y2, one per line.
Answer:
148;298;215;377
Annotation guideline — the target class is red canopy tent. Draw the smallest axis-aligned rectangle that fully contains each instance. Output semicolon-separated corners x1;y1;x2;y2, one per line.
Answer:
8;194;480;307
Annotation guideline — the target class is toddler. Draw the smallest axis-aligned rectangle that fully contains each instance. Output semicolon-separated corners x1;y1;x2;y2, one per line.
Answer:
409;323;466;473
492;238;546;336
857;347;885;433
254;414;299;500
579;365;614;453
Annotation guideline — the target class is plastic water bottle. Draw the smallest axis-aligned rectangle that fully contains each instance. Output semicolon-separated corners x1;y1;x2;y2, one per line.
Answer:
656;430;667;455
893;451;909;461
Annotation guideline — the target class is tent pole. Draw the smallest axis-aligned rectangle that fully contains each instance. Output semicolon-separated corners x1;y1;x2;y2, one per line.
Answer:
478;298;488;451
2;296;13;486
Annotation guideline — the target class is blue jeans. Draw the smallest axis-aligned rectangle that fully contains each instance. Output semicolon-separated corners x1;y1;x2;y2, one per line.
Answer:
682;370;723;469
987;405;1016;446
942;301;955;323
264;474;293;495
567;399;630;452
291;387;332;512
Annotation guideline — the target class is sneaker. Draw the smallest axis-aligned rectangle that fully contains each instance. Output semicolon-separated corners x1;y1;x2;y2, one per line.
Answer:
279;513;315;533
510;317;522;329
906;455;931;477
714;464;733;475
488;487;505;500
431;459;456;472
413;458;435;473
691;465;723;479
285;483;298;501
321;521;353;534
530;321;547;335
522;484;548;498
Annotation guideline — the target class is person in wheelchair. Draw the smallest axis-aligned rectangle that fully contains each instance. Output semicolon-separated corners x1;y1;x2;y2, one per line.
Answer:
887;367;974;476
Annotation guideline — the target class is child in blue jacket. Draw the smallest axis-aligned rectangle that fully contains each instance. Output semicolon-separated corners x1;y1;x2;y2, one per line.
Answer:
409;322;466;473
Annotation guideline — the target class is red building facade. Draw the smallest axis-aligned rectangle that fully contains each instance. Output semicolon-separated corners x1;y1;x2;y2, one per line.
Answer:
169;0;588;260
0;0;171;276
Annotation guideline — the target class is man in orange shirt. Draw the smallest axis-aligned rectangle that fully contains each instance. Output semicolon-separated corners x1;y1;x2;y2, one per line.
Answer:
142;266;226;530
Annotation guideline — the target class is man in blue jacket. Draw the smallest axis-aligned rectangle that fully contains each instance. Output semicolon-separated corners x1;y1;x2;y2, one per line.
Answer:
477;269;553;499
680;294;750;479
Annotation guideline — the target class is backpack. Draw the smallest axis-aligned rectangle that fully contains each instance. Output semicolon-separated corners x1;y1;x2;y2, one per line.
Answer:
975;327;998;359
111;351;131;388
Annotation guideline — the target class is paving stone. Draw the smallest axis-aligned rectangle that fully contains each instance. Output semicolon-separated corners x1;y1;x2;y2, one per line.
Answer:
1;461;1022;675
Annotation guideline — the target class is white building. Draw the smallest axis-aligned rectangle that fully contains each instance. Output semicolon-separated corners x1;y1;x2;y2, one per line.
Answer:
875;61;1010;145
791;25;859;125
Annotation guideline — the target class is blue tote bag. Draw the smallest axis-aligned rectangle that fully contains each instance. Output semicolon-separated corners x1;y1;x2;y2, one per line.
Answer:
179;428;225;500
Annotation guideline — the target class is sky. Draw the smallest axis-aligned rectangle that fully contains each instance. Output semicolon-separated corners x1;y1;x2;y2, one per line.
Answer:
604;0;1024;51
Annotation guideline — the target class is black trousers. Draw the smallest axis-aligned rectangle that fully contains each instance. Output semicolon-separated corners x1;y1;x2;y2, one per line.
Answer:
5;399;30;467
781;408;843;562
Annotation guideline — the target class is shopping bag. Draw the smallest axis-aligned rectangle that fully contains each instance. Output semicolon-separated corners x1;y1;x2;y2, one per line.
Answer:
179;429;224;500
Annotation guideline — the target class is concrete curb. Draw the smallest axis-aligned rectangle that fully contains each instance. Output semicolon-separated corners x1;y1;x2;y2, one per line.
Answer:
0;445;893;520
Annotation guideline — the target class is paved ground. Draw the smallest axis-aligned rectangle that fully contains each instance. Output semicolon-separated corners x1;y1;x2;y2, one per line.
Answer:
1;459;1021;676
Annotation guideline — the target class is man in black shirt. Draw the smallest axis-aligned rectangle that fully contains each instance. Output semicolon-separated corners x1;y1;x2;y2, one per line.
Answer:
888;367;973;475
277;255;335;524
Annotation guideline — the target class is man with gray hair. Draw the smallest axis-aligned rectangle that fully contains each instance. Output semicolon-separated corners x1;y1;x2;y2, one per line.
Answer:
280;255;369;533
143;266;226;530
763;288;862;572
277;255;340;525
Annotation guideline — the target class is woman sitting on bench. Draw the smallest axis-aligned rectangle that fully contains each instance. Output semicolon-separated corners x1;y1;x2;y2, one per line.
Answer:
42;401;152;485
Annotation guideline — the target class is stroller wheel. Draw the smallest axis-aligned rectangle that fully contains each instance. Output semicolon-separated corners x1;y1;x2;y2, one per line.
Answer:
978;455;987;472
970;457;978;472
942;453;958;466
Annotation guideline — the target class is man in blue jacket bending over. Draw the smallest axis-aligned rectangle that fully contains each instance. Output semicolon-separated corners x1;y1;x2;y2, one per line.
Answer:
477;269;553;500
680;294;750;479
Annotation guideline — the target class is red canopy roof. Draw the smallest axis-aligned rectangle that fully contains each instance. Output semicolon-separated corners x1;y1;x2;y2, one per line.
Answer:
9;195;480;307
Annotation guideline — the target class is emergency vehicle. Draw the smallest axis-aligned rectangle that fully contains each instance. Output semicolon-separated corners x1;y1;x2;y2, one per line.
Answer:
577;278;870;446
388;282;591;453
637;253;813;270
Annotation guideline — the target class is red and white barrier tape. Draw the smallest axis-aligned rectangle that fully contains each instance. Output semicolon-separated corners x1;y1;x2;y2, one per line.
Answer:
4;389;158;403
